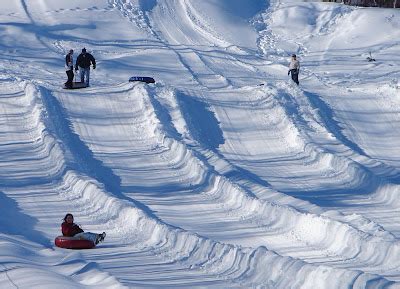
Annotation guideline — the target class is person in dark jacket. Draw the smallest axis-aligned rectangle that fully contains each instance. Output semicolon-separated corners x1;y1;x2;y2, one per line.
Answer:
75;48;96;87
61;213;106;244
64;49;74;89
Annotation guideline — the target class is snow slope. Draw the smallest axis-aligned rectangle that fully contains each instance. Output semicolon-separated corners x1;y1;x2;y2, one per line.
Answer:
1;0;400;288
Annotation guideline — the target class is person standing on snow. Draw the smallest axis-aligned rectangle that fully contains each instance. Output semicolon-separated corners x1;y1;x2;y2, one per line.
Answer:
61;213;106;244
64;49;74;89
288;54;300;85
75;48;96;87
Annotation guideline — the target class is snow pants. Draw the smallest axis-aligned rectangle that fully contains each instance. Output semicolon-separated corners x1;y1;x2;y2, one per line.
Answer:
65;69;74;88
74;232;98;243
289;69;299;85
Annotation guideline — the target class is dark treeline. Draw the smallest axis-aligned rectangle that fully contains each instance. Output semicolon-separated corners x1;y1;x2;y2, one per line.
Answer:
323;0;399;8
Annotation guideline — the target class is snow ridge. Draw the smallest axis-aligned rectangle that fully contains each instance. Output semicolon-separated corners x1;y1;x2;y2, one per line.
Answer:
1;0;400;288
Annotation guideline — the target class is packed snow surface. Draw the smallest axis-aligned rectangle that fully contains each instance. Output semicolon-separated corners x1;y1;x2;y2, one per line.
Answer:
1;0;400;288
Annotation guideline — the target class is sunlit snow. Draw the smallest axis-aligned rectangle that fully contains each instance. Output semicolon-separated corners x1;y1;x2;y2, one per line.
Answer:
1;0;400;288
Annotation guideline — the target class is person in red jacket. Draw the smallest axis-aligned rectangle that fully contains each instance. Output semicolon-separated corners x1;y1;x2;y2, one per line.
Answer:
62;213;106;244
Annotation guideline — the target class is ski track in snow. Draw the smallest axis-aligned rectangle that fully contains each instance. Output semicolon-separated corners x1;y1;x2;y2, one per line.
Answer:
1;80;398;288
1;0;400;288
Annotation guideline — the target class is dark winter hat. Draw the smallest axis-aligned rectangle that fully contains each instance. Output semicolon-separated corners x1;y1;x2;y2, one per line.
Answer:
292;54;296;57
82;48;87;53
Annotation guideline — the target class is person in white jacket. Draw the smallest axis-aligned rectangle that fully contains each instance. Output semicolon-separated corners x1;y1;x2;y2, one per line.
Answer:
288;54;300;85
65;49;74;89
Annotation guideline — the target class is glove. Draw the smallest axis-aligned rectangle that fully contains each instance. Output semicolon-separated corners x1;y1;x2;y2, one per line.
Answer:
93;65;96;69
288;71;290;76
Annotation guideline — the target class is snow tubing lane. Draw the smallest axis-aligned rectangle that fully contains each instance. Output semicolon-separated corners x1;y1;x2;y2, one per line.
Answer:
55;236;95;249
129;76;155;83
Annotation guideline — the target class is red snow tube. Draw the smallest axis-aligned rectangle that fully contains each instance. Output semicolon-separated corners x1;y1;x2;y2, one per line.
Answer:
55;236;95;249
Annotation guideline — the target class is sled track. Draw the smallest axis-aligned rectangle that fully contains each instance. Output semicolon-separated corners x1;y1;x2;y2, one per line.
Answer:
46;81;400;283
2;80;398;287
2;0;400;287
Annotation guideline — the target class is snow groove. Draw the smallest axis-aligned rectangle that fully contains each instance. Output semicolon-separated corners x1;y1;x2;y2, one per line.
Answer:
0;80;125;289
56;82;400;281
2;0;400;287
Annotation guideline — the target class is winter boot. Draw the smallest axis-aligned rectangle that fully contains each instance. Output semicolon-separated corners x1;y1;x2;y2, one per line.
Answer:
95;232;106;244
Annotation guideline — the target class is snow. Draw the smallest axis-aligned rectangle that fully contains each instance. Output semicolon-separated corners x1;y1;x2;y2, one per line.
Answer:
1;0;400;288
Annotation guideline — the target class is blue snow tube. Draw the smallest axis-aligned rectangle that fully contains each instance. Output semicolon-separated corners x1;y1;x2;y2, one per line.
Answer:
129;76;155;84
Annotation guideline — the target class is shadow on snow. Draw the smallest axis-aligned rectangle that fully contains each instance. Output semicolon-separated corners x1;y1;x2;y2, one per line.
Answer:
0;191;49;246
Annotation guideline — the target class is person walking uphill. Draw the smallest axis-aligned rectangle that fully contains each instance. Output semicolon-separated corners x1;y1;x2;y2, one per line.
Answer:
75;48;96;87
288;54;300;85
64;49;74;89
